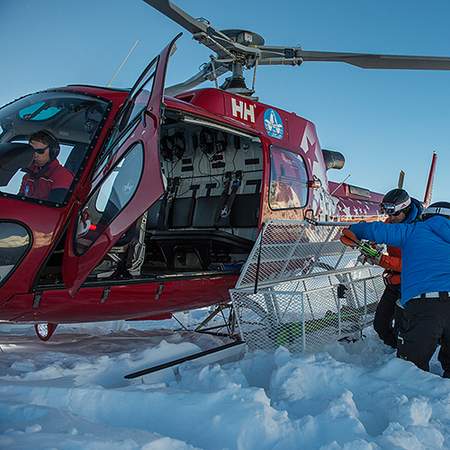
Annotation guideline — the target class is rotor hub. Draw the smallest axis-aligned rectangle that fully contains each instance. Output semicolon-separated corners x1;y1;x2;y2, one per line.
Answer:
220;29;265;47
220;74;254;96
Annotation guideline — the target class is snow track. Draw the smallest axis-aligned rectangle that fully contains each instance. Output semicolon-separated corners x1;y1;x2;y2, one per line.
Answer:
1;322;450;450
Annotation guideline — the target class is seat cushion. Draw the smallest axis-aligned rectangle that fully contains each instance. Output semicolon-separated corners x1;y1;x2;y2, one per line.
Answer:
170;197;194;228
231;194;260;227
193;196;230;228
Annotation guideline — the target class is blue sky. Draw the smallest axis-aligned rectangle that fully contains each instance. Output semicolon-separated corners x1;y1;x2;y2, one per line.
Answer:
1;0;449;201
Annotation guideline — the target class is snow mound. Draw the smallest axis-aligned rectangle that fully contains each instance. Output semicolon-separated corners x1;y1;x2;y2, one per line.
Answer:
1;323;450;449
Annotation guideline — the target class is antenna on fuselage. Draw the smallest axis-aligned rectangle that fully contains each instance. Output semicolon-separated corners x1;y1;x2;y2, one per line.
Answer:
423;151;438;207
330;174;351;196
107;40;140;87
397;170;405;189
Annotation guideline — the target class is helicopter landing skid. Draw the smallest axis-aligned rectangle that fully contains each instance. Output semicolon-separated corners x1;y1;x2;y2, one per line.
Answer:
124;338;245;380
124;303;246;380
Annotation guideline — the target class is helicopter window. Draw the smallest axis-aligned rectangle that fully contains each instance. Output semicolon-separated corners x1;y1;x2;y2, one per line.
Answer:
99;57;158;164
269;147;308;210
0;91;109;206
19;101;62;121
75;142;144;255
0;222;31;288
93;120;137;179
348;185;371;199
8;139;74;165
1;140;76;197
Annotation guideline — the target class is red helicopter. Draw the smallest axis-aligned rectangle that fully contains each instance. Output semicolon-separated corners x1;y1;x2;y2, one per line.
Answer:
0;0;445;341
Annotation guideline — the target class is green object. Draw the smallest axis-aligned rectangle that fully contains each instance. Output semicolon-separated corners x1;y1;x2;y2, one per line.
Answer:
358;242;380;258
276;311;343;346
342;231;381;259
275;304;378;346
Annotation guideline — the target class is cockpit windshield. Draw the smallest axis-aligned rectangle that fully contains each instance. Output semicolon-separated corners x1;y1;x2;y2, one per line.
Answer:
0;91;109;206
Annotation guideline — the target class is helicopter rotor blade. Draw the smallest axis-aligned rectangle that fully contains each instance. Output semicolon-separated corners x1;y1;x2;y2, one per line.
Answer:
145;0;450;96
298;50;450;70
143;0;208;35
142;0;238;59
259;46;450;70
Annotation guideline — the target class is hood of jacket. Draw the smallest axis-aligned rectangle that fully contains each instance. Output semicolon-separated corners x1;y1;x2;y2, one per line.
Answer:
405;198;423;223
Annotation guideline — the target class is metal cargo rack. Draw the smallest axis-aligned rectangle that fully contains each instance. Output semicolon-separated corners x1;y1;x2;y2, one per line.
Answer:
230;220;385;353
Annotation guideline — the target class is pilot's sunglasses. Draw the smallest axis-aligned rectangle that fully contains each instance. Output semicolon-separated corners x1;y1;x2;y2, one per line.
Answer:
33;145;49;154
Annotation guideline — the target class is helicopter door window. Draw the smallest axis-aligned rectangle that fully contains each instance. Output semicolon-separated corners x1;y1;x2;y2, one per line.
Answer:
97;57;158;168
75;142;144;255
269;147;308;210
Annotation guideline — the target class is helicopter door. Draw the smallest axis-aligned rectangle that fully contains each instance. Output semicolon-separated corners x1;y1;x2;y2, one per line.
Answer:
62;34;181;295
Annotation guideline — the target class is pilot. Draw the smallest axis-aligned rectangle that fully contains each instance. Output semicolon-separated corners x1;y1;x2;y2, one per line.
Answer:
19;130;73;203
345;201;450;376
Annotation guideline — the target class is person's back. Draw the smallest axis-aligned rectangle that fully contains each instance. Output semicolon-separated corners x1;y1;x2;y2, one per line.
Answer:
349;203;450;375
351;214;450;304
399;215;450;303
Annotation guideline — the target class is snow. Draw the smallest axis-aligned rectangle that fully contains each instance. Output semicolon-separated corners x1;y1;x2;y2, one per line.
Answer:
1;317;450;450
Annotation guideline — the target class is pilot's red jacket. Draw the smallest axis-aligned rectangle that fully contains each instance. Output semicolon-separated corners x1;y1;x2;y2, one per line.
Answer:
19;159;73;201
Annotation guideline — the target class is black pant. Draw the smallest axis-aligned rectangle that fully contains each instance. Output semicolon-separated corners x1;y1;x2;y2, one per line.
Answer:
397;297;450;374
374;285;401;348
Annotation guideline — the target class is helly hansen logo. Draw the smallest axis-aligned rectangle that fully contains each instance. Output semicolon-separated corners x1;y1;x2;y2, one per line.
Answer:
231;98;256;123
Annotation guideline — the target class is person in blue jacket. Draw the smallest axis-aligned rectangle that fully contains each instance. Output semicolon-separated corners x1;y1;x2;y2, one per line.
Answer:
348;201;450;376
372;189;422;348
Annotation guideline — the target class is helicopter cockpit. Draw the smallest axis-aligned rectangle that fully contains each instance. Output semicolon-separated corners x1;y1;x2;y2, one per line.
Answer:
0;91;109;206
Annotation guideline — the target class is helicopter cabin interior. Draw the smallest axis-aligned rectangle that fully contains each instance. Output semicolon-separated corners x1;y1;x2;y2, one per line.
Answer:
91;113;263;281
39;111;264;285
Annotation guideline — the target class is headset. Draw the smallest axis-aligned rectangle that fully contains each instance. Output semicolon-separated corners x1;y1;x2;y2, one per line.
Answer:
160;131;186;161
198;129;227;157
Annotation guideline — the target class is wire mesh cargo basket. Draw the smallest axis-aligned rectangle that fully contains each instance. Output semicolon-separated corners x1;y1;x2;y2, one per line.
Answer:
230;220;385;353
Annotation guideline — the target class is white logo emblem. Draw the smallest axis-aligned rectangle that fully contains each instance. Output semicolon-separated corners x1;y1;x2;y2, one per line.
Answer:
231;98;256;123
264;109;284;139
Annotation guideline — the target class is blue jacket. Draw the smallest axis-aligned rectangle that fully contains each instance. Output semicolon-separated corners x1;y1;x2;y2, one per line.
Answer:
350;216;450;305
405;198;422;223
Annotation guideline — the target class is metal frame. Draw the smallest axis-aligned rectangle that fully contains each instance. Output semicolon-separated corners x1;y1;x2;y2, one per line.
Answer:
231;220;385;353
